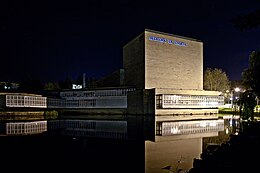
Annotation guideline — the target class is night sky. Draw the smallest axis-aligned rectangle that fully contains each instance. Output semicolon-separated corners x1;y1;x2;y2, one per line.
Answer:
1;0;260;83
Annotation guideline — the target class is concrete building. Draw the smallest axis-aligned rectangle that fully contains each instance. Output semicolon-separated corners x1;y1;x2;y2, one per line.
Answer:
124;29;224;118
124;29;203;90
47;87;135;109
0;93;47;108
0;92;47;135
46;29;223;119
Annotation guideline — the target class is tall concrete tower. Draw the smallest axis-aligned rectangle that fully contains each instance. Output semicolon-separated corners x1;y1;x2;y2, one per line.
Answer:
123;29;203;90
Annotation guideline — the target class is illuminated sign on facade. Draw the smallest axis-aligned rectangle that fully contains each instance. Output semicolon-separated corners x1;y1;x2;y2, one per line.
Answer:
72;84;82;89
148;36;187;47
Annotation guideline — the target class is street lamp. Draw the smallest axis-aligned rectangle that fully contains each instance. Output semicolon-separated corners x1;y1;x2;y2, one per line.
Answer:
234;87;240;92
231;87;240;111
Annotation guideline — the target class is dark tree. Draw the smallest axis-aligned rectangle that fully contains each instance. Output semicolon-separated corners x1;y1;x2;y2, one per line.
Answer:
18;79;44;93
58;76;74;89
76;75;83;85
43;82;60;91
242;50;260;98
231;8;260;30
239;90;257;120
43;110;59;120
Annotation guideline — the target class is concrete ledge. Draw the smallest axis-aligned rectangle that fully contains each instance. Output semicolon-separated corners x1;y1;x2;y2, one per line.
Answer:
156;108;219;116
155;114;219;122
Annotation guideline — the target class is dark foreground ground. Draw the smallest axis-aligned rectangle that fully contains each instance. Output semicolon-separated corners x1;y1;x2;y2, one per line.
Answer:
189;121;260;173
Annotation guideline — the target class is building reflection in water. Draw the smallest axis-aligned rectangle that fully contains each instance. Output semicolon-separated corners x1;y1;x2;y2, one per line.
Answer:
0;114;240;173
46;114;237;173
145;118;225;173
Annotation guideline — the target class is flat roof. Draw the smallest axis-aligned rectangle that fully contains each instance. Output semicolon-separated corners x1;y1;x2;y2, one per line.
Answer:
123;29;202;48
60;86;136;92
0;92;43;96
145;28;202;42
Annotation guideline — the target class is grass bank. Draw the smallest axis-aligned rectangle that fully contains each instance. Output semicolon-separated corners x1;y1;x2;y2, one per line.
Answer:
218;107;260;119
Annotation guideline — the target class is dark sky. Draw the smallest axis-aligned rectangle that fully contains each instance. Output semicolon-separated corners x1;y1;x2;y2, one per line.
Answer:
1;0;260;83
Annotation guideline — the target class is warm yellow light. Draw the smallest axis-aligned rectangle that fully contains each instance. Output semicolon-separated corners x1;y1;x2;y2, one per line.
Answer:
234;87;240;92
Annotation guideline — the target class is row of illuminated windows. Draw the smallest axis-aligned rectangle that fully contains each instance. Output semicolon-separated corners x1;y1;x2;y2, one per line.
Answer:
47;119;127;131
156;120;224;136
47;120;97;130
5;95;47;108
47;97;127;108
162;100;221;105
162;95;223;101
65;120;96;129
6;121;47;135
156;94;224;108
60;88;135;98
63;129;128;139
47;98;96;107
65;100;96;107
47;120;128;139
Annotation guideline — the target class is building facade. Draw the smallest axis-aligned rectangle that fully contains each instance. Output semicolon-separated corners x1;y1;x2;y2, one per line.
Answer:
0;93;47;135
123;29;203;90
46;29;224;118
0;93;47;108
47;87;135;109
123;29;224;117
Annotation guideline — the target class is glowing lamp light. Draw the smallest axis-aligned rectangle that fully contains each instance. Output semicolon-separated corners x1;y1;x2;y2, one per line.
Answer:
234;87;240;92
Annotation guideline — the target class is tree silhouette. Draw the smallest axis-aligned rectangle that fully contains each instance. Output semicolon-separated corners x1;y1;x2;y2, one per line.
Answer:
58;76;74;89
242;50;260;98
239;90;257;120
18;79;44;93
231;8;260;30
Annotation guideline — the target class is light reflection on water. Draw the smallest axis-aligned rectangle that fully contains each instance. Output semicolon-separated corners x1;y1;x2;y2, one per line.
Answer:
0;114;240;173
145;114;240;173
222;114;241;135
54;114;240;173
